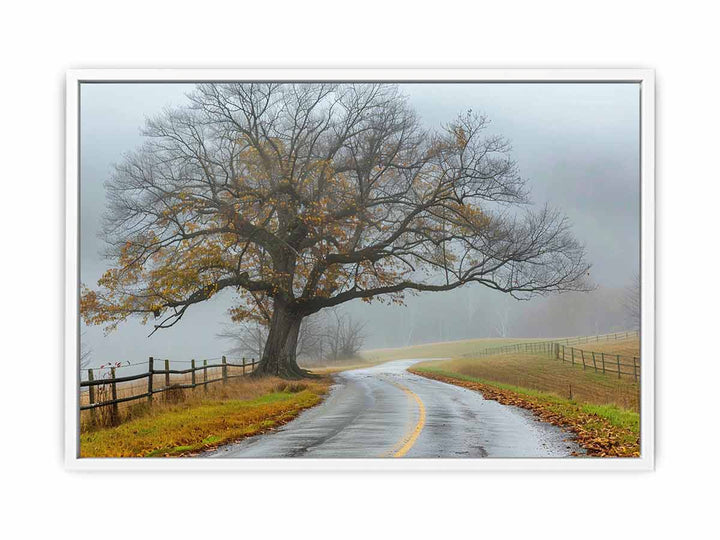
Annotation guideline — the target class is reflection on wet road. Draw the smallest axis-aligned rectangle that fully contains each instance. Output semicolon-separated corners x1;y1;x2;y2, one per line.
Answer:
208;359;581;458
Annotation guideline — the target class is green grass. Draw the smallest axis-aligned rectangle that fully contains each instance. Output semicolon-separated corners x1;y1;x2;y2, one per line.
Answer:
581;403;640;432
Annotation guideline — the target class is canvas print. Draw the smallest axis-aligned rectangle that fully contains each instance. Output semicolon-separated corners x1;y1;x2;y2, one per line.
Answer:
75;78;645;461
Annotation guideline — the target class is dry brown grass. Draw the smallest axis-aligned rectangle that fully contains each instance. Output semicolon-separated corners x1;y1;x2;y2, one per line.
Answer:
80;364;259;430
81;372;305;432
361;337;542;363
569;337;640;358
415;352;640;411
80;377;331;457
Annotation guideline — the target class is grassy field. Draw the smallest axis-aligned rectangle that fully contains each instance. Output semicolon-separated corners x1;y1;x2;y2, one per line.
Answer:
80;377;331;457
414;342;640;411
566;337;640;358
361;337;547;363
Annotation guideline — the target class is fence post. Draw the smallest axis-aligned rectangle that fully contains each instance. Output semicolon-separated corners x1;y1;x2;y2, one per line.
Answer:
164;359;170;387
633;357;638;382
87;368;96;405
242;357;246;375
601;352;606;374
591;352;597;372
581;349;586;370
571;347;575;366
88;368;97;424
617;354;621;379
148;357;153;404
203;359;208;391
191;359;196;388
110;367;119;425
222;356;227;383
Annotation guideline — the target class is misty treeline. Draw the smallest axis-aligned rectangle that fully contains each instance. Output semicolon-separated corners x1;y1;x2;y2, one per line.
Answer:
218;309;366;365
344;281;639;349
217;277;639;359
81;83;591;378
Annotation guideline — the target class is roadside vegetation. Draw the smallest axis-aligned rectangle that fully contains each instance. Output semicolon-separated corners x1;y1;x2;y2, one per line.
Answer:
80;377;331;457
410;336;641;457
410;367;638;457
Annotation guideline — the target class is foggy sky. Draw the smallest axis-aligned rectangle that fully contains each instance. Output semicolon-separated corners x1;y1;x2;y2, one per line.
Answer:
79;82;640;366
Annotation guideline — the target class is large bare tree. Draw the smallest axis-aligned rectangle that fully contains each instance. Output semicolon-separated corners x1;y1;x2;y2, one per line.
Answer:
81;83;591;378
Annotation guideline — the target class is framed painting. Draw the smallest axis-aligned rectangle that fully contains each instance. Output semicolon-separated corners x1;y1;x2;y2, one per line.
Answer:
65;68;654;470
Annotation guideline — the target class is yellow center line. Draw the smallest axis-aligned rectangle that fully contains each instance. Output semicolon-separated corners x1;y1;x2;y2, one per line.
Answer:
387;381;426;458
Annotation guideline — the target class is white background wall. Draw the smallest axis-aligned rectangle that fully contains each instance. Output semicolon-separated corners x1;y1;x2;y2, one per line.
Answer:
1;1;716;538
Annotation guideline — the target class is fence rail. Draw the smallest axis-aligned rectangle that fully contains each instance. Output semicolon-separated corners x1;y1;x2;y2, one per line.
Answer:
80;356;258;417
461;330;641;381
555;344;640;381
462;331;639;359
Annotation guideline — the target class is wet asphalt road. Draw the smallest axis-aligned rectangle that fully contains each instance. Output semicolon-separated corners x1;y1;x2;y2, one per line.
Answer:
208;359;581;459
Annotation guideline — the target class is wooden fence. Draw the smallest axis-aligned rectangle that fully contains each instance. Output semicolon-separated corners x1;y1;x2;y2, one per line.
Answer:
462;331;639;359
80;356;258;420
555;344;640;381
554;330;640;348
461;330;641;381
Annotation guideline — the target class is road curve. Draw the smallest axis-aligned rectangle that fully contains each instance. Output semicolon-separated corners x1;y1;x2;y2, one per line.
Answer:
208;359;582;458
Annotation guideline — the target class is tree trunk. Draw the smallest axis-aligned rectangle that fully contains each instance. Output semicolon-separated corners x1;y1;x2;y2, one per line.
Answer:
253;302;308;379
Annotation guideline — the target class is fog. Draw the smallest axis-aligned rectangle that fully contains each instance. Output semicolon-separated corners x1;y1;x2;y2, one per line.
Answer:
80;82;640;365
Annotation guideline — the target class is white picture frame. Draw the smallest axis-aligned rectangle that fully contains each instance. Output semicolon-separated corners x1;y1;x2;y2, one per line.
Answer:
65;68;654;471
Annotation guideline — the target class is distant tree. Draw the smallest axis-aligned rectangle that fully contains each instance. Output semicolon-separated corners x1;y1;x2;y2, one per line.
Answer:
217;322;266;360
81;83;591;378
322;311;367;362
79;330;93;369
219;315;324;363
296;316;324;360
493;300;511;338
622;274;641;330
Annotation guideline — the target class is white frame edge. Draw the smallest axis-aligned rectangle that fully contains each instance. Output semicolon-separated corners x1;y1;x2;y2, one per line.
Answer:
64;68;655;472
